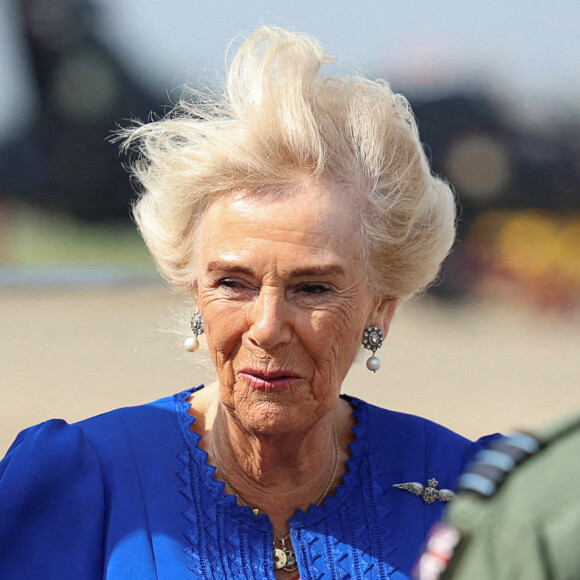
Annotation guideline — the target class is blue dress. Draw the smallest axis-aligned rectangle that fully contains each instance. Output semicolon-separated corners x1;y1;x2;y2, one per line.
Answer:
0;386;496;579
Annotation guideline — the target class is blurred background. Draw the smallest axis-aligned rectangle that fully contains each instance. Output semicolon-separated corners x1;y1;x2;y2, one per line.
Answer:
1;0;579;454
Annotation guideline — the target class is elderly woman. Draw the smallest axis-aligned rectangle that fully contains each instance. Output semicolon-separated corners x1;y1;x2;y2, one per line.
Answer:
0;27;495;580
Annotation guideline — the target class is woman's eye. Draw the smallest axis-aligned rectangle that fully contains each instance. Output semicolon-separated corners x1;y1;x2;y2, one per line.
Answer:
299;283;331;294
217;278;245;289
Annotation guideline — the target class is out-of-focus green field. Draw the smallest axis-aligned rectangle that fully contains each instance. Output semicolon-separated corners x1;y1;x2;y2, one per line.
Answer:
1;203;154;269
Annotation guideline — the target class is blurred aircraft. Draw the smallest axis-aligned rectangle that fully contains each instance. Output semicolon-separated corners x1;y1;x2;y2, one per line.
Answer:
0;0;166;222
410;94;580;299
1;0;579;231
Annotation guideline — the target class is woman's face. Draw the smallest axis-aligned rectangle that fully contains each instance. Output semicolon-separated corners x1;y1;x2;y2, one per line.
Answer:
195;182;394;435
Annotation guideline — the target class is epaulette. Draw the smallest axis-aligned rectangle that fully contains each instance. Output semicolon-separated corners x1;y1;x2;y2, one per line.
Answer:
415;414;580;580
456;433;540;497
457;412;580;498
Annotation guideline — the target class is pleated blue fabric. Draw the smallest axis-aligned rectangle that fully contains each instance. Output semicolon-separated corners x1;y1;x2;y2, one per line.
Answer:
0;386;497;579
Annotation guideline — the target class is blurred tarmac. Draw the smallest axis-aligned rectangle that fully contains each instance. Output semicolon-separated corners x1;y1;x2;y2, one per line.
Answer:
1;284;579;455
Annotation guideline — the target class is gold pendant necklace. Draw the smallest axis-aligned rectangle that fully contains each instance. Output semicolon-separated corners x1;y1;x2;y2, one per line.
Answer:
273;533;297;571
213;424;340;572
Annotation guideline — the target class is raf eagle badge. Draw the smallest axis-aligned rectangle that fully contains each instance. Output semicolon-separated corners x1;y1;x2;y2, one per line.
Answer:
393;478;456;504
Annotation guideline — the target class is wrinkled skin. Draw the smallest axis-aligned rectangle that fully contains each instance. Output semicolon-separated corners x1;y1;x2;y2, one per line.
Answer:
195;182;396;439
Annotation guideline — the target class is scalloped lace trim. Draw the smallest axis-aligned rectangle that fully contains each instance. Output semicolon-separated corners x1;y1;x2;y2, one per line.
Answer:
175;387;366;521
173;386;397;578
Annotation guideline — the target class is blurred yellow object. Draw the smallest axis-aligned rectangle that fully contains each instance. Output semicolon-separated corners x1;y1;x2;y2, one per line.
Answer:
559;219;580;284
468;209;580;311
496;210;559;279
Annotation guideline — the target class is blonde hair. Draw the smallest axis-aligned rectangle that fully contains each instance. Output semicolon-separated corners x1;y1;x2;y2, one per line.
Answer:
120;26;455;300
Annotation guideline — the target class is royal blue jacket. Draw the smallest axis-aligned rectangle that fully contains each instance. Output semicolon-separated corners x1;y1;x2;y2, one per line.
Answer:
0;386;496;579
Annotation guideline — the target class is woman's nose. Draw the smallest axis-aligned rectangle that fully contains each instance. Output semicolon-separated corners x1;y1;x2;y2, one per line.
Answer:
247;288;292;349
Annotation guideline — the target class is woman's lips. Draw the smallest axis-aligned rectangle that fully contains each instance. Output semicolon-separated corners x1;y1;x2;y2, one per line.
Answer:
238;369;302;392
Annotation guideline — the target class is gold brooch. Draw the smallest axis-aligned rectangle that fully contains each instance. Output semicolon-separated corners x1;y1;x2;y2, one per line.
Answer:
393;478;456;504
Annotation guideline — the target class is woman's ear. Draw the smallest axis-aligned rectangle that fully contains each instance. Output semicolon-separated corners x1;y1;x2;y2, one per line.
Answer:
371;296;397;337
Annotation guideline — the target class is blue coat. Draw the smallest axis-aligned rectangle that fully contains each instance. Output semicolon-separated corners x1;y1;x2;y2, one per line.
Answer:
0;386;497;579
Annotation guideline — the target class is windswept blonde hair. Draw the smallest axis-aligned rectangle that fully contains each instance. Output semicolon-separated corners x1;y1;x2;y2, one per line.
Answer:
120;26;455;300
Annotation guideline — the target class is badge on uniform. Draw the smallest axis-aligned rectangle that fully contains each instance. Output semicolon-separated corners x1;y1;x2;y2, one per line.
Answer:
412;522;461;580
393;478;456;504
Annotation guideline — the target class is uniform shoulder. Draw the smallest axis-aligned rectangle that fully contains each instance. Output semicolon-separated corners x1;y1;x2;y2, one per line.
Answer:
455;412;580;498
418;412;580;580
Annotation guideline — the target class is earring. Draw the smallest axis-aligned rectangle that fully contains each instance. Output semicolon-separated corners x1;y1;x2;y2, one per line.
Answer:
362;325;384;372
184;309;204;352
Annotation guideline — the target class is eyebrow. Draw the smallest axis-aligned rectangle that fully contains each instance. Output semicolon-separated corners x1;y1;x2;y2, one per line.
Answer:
205;261;344;278
289;265;345;278
206;262;255;276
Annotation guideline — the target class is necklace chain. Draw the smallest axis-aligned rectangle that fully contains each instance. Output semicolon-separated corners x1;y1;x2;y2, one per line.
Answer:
212;424;340;572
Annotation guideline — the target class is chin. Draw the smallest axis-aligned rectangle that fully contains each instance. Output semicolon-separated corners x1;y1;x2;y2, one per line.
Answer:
231;394;318;436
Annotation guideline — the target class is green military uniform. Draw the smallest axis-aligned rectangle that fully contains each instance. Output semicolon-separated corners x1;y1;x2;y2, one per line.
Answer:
414;412;580;580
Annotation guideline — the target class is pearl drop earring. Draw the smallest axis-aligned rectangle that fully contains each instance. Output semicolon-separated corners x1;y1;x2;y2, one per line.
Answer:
362;325;384;372
184;309;204;352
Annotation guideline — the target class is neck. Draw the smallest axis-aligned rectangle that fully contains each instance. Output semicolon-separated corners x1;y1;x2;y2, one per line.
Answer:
211;404;342;531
